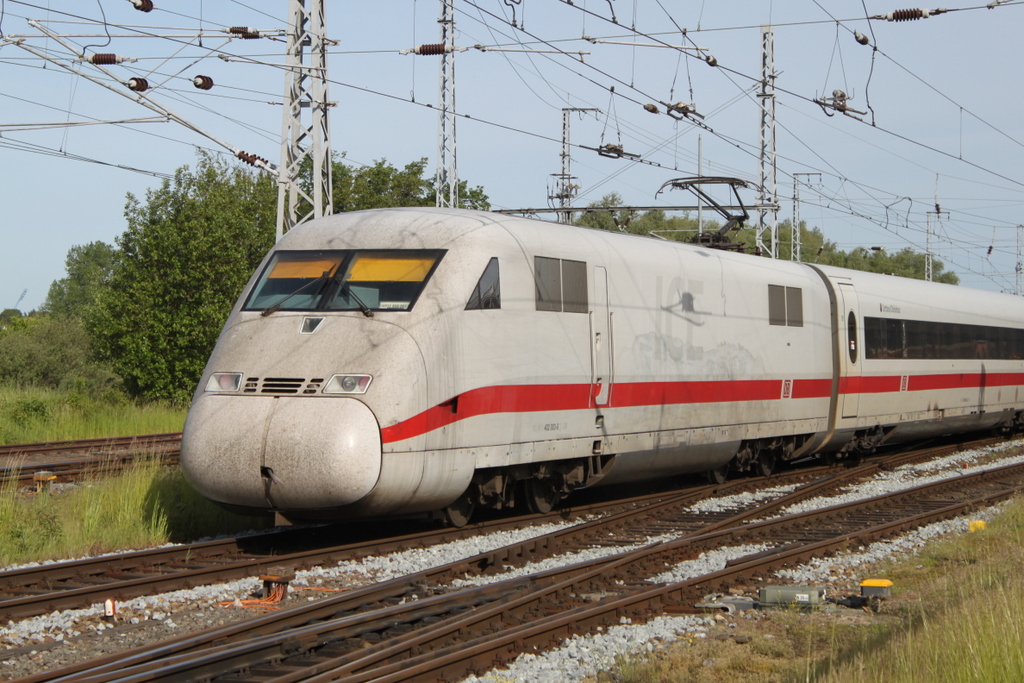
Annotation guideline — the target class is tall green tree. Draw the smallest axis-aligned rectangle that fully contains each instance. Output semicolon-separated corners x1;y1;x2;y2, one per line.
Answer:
87;152;278;404
42;241;117;317
331;157;489;212
576;197;957;284
86;152;491;404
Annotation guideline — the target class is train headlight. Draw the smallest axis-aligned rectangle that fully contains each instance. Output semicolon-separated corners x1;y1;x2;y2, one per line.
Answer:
324;374;372;395
206;372;242;392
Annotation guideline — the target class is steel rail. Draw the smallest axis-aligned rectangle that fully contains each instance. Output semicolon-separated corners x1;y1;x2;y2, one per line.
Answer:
313;460;1024;683
27;444;1023;683
0;433;182;487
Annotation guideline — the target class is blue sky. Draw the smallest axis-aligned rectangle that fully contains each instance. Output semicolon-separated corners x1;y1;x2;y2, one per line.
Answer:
2;1;1023;311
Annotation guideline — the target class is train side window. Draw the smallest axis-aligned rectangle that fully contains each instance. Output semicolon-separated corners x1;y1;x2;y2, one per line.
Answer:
786;287;803;327
768;285;786;325
768;285;802;327
535;257;562;311
561;259;588;313
466;258;501;310
848;311;858;364
865;317;884;359
535;256;588;313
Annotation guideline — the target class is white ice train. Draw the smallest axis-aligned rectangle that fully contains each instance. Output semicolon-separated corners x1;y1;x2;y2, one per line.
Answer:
180;207;1024;525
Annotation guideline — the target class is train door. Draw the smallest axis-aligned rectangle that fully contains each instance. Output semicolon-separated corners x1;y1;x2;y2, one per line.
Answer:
591;266;612;406
837;282;861;418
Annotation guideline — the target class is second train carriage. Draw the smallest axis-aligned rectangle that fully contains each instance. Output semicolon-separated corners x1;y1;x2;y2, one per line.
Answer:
180;207;1024;525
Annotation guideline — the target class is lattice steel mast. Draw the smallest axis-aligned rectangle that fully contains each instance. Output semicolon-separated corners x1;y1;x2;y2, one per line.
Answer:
756;25;778;258
436;0;458;207
276;0;333;240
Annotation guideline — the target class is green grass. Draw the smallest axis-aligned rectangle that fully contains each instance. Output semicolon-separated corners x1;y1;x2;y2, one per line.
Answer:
816;502;1024;683
0;385;267;565
605;496;1024;683
0;459;270;566
0;384;186;445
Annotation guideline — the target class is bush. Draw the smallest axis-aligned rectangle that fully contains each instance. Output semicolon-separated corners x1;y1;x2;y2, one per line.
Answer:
0;314;120;395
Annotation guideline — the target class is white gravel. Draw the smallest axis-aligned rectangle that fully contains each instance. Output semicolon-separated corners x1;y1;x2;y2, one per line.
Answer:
3;438;1021;680
452;440;1023;682
775;502;1008;585
780;440;1024;516
685;484;800;513
0;520;585;648
459;615;715;683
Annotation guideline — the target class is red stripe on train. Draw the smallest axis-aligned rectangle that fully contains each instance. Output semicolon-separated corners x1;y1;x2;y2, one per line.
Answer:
380;378;828;443
379;371;1024;444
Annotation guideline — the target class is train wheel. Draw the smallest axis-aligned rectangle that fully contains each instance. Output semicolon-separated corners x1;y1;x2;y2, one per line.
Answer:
756;449;777;477
443;496;475;528
524;478;560;514
706;464;729;485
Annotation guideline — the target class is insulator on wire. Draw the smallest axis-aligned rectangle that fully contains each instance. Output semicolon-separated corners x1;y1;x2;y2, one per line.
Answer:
227;26;261;39
416;43;447;55
128;0;154;11
237;151;270;167
875;8;948;21
127;77;149;92
78;53;137;65
855;31;870;45
192;75;214;90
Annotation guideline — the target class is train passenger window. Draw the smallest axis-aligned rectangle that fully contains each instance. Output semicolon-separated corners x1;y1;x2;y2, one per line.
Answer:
466;258;500;310
786;287;803;327
867;317;1024;361
243;249;445;313
535;257;561;311
768;285;786;326
562;260;588;313
768;285;802;327
535;256;588;313
848;311;858;364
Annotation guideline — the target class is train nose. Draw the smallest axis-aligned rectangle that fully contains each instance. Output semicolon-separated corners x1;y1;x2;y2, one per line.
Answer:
181;395;381;512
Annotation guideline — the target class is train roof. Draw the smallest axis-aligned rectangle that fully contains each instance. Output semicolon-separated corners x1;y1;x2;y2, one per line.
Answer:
276;207;1024;326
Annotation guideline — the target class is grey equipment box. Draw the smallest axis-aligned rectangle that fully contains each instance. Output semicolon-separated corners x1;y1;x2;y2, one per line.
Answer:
759;586;825;607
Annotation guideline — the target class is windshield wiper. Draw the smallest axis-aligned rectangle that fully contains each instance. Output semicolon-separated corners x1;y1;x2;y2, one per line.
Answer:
260;270;332;317
340;282;374;318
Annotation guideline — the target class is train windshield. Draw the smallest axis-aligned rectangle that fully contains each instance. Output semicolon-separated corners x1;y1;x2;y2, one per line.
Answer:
243;250;445;313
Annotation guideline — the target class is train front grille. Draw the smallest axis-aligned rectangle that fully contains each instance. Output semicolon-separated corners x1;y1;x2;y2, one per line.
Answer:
242;378;325;395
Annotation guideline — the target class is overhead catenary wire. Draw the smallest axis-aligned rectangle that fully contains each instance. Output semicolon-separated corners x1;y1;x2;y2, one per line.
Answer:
3;2;1023;291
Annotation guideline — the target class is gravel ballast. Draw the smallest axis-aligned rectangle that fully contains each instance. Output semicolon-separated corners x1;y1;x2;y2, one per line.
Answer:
1;439;1020;681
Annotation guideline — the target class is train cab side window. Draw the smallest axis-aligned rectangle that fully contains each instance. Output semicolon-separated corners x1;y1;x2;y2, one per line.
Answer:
535;256;588;313
768;285;803;327
466;258;500;310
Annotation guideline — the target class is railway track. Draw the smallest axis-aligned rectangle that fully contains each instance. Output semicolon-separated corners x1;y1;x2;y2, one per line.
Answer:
0;433;181;487
0;434;985;623
7;434;1018;683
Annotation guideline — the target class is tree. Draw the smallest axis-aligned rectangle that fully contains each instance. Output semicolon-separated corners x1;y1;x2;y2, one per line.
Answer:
0;314;118;392
331;157;489;213
42;241;117;317
575;197;957;284
87;152;491;404
87;152;278;404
